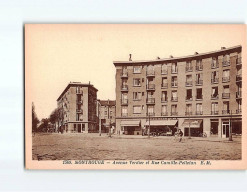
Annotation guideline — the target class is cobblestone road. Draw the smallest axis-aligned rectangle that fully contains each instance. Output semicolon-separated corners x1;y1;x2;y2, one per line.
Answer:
32;133;241;160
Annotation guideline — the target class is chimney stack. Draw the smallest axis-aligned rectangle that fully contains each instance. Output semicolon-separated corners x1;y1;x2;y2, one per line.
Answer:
129;54;132;61
157;56;160;59
170;55;173;58
194;52;198;55
221;47;226;50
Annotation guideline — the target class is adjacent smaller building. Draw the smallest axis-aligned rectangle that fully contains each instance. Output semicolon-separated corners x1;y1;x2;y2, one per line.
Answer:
57;82;98;133
97;100;116;133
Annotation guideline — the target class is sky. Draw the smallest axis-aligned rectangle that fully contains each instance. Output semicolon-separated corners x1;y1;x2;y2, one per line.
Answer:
25;24;246;120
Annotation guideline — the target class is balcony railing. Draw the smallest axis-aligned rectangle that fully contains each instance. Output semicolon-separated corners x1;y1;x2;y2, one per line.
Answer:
236;57;242;65
186;96;193;101
121;99;128;105
121;72;128;77
185;66;193;72
185;81;193;87
236;109;242;114
76;90;83;94
236;91;242;98
211;62;219;69
171;81;178;87
147;112;155;116
146;70;155;77
196;95;203;100
161;83;168;88
121;113;128;117
195;111;203;115
121;85;128;91
171;112;178;116
211;111;219;115
185;112;193;116
76;109;82;113
222;93;230;99
161;112;168;116
236;74;242;82
77;100;83;104
161;97;168;102
222;110;230;115
211;78;219;84
171;97;178;102
171;67;178;74
146;98;155;104
222;61;230;67
147;84;155;90
222;77;230;83
211;94;219;99
196;64;203;71
195;79;203;86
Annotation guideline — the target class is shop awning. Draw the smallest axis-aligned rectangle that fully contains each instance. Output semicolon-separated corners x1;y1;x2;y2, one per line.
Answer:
120;120;140;127
182;119;203;128
144;120;177;126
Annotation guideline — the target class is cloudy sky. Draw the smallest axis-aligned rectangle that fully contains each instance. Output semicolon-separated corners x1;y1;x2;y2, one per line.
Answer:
25;24;246;119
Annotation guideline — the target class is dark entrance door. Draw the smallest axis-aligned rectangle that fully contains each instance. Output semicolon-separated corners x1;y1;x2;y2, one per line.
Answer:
78;124;81;133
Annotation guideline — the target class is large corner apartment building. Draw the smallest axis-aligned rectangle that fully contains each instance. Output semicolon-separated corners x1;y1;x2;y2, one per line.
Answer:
114;45;242;138
57;82;98;133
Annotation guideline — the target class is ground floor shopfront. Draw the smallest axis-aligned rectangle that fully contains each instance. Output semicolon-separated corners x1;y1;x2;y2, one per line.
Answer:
61;121;98;133
116;116;242;138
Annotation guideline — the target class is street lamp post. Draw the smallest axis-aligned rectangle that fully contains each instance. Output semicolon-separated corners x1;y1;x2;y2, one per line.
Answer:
109;116;112;138
188;111;191;139
148;113;150;138
229;110;233;141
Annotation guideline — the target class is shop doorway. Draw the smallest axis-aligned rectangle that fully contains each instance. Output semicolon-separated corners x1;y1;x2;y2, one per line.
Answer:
222;121;230;138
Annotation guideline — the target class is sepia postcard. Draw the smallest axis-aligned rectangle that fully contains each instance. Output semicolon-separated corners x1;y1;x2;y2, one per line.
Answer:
25;24;247;169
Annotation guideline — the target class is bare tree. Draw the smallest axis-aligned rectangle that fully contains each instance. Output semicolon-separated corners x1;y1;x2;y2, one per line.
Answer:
32;102;39;135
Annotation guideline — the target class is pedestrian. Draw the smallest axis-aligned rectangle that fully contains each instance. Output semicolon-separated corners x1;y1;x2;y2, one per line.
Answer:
178;129;183;142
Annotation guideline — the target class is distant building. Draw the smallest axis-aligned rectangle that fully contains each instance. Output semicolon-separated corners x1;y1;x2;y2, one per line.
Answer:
97;100;116;133
57;82;98;133
113;46;242;138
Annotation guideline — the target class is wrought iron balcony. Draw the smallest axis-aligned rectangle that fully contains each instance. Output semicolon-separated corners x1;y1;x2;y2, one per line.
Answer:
121;113;128;117
146;98;155;104
186;96;193;101
196;64;203;71
211;94;219;100
195;79;203;86
236;109;242;114
121;85;128;91
211;62;219;69
222;77;230;83
161;97;168;102
222;110;230;115
185;81;193;87
171;97;178;102
236;74;242;82
171;81;178;87
76;109;82;113
161;83;168;88
211;111;219;115
121;99;128;105
211;78;219;84
121;72;128;78
171;112;178;116
196;95;203;100
222;93;230;99
146;84;155;90
161;112;168;116
147;112;155;116
236;57;242;65
222;61;230;67
236;91;242;99
185;66;193;72
195;111;203;115
185;112;193;116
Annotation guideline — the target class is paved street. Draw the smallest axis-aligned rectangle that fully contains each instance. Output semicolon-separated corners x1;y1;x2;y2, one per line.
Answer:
32;133;241;160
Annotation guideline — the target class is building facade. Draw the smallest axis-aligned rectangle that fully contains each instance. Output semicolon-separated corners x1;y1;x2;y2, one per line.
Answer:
114;46;242;138
57;82;98;133
97;100;116;133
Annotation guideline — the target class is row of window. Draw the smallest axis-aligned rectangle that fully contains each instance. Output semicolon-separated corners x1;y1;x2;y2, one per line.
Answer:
122;56;241;75
121;85;242;103
121;100;242;116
